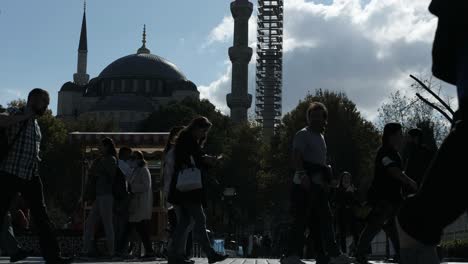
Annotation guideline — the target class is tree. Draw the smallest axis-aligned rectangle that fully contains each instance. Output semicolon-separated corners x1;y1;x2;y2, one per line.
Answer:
378;75;452;146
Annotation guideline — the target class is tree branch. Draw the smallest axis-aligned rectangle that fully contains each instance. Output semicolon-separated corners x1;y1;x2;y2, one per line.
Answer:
410;74;455;116
416;93;453;123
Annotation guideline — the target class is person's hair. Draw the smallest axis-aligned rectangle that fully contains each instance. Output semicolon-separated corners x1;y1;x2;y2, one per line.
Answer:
101;137;117;158
178;116;212;145
133;150;147;167
408;128;423;143
27;88;49;102
382;123;402;146
164;126;185;153
306;102;328;124
119;147;132;160
339;171;352;188
175;116;212;162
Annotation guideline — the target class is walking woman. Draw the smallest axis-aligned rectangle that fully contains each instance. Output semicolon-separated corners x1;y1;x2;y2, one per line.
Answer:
167;117;228;264
126;150;155;258
83;137;118;258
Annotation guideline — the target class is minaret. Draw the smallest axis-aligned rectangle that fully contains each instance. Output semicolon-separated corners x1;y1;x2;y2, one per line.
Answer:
73;1;90;85
226;0;253;123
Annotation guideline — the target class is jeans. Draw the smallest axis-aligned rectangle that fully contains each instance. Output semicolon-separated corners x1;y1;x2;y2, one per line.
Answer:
308;184;341;257
83;195;115;255
1;213;21;256
356;201;400;258
114;199;129;255
0;172;60;262
286;184;307;257
168;203;214;258
286;183;340;259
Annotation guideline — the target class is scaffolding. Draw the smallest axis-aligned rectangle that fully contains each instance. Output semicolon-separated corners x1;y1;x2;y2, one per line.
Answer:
255;0;283;138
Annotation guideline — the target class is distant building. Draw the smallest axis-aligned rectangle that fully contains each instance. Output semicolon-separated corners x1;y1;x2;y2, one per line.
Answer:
57;6;198;131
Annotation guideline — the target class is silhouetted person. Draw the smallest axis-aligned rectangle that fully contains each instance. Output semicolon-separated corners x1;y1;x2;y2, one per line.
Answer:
0;88;72;264
334;172;360;254
123;151;155;258
163;126;193;262
167;117;228;264
355;123;417;264
397;1;468;263
82;137;118;258
403;128;435;191
282;102;352;264
114;146;132;257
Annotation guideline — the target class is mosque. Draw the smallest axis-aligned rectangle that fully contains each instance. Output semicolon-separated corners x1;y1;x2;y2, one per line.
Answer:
57;6;199;131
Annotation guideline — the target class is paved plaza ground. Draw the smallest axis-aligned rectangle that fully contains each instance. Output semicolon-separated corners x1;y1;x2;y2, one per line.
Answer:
1;257;466;264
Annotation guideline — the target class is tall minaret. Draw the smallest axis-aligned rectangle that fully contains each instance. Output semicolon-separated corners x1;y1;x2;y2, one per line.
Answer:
226;0;253;123
73;1;89;86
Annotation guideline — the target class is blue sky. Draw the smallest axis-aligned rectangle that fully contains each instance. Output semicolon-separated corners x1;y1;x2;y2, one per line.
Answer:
0;0;237;112
0;0;453;121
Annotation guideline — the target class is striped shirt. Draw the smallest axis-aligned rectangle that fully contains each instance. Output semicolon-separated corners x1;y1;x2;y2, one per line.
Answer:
0;107;41;180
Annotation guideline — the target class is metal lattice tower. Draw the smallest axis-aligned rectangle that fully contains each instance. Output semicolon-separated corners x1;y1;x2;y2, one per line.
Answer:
255;0;283;139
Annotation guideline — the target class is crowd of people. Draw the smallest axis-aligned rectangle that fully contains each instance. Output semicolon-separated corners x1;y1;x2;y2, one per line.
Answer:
0;1;467;264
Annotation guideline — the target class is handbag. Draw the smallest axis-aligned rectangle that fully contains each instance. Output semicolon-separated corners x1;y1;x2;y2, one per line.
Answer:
176;156;202;192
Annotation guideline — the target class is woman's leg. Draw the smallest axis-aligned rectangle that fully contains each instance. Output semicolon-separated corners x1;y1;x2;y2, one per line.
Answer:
83;202;100;254
184;203;215;257
136;220;154;255
98;195;115;256
168;205;192;258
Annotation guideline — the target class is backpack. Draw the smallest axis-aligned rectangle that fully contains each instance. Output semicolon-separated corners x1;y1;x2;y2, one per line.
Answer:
113;164;129;200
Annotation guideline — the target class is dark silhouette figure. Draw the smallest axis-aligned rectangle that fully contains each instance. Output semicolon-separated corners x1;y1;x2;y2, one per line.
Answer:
397;1;468;263
0;89;72;264
167;117;228;264
355;123;418;264
334;172;360;254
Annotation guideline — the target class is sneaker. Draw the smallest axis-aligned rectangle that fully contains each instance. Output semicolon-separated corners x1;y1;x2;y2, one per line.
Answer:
280;255;306;264
329;254;353;264
354;254;370;264
168;256;194;264
208;253;229;264
184;257;195;264
10;249;31;263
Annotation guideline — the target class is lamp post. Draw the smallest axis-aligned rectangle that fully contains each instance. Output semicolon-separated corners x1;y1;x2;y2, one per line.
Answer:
223;187;237;237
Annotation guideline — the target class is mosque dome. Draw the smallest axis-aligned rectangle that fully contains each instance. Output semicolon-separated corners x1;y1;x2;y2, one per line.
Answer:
98;53;187;81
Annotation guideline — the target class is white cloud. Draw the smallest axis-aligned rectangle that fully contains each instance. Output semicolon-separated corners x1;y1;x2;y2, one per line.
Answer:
206;16;234;46
203;14;258;49
203;0;443;122
198;64;232;114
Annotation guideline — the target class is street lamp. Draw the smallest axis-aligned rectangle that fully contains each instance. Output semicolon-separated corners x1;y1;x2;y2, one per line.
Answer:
223;187;237;237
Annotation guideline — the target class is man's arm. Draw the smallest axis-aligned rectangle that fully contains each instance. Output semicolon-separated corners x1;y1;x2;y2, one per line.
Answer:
0;111;33;128
387;167;418;191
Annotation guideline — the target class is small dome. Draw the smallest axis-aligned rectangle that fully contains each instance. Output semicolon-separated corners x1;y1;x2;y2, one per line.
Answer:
60;81;86;92
98;53;187;80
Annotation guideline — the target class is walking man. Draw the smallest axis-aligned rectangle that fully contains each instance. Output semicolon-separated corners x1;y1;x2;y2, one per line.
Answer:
354;123;418;264
0;88;72;264
282;102;351;264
